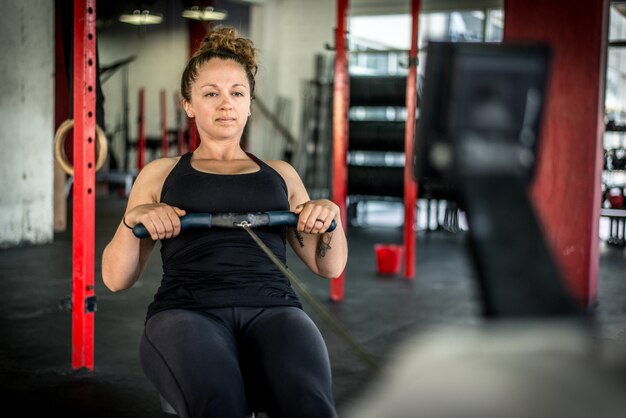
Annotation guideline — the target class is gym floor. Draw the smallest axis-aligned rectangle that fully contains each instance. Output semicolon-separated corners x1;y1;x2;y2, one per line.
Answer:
1;195;626;417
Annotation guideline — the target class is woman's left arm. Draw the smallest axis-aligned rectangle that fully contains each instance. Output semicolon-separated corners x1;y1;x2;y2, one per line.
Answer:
269;161;348;279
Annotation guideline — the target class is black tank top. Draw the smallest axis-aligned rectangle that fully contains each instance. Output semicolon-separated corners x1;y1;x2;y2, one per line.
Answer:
145;152;302;321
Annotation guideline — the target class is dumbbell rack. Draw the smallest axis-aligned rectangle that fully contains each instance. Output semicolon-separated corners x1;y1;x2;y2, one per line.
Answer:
346;75;407;208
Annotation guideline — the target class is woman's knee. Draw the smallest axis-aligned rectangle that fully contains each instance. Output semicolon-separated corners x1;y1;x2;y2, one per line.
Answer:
244;308;336;417
139;309;248;417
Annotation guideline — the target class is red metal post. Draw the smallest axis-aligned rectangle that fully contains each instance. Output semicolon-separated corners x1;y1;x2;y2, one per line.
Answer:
403;0;421;279
189;119;200;152
137;88;146;170
160;89;168;157
72;0;96;371
175;91;188;155
330;0;350;302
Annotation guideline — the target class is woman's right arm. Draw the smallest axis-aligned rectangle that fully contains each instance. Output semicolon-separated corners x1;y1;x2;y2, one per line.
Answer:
101;158;185;292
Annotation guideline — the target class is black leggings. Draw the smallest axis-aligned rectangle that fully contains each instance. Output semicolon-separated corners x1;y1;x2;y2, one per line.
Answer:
139;307;337;418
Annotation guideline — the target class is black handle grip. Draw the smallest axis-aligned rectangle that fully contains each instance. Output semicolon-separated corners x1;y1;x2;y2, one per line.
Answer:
267;211;337;232
132;213;212;239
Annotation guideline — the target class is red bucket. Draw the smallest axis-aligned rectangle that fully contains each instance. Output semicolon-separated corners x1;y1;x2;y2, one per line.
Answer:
374;244;403;275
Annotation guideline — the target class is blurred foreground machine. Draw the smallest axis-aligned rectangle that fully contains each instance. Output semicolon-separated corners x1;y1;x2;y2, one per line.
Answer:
416;41;577;318
346;42;626;418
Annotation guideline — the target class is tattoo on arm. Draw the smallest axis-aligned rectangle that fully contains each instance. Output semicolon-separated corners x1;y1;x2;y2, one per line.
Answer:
294;229;305;248
316;233;333;258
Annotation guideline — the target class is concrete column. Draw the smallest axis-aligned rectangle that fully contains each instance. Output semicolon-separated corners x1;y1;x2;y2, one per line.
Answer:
0;0;54;248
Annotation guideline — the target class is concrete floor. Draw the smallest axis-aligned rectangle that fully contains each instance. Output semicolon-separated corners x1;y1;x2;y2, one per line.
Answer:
1;195;626;417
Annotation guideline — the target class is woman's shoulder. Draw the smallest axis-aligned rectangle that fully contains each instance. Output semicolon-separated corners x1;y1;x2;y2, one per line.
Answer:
133;156;182;188
126;156;183;204
264;159;298;178
141;156;181;175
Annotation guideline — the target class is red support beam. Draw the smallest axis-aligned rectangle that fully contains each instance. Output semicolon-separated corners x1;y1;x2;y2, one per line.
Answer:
330;0;350;302
189;118;200;152
175;91;188;155
160;89;168;158
137;88;146;170
504;0;608;306
72;0;96;371
403;0;421;279
188;18;207;58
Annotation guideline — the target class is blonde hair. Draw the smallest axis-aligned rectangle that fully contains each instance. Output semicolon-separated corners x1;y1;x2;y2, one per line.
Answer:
181;26;258;102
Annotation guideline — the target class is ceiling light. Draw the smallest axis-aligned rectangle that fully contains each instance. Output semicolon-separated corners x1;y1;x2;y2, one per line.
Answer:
119;10;163;25
182;6;228;21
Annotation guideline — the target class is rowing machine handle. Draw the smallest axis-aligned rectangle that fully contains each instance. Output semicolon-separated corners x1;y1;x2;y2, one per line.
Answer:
132;211;336;239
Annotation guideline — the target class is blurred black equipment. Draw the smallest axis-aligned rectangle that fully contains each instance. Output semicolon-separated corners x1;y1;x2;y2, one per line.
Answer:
414;41;581;318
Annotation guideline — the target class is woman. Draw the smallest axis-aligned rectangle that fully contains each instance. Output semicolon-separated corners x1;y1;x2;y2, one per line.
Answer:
102;26;347;418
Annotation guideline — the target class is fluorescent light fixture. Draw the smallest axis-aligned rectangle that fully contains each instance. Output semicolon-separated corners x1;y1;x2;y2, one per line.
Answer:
182;6;228;21
119;10;163;25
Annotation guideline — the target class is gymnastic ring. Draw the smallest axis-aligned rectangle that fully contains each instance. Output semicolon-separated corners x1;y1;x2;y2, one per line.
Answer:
54;118;108;176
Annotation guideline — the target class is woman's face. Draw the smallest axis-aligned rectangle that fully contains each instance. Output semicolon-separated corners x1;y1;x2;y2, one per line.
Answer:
184;58;251;142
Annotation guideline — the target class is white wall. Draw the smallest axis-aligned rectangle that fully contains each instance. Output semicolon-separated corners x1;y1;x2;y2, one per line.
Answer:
0;0;54;248
249;0;336;160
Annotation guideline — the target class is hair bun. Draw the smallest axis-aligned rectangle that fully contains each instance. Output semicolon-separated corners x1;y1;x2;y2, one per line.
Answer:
195;26;257;76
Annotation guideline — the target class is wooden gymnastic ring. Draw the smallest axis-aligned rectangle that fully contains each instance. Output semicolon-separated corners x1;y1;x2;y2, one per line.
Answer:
54;118;108;176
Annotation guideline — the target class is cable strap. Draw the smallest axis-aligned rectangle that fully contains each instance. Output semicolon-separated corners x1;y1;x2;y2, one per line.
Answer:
237;221;379;373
